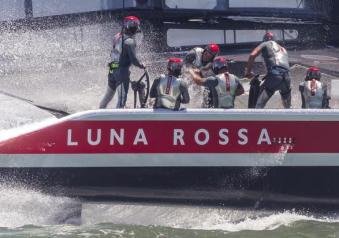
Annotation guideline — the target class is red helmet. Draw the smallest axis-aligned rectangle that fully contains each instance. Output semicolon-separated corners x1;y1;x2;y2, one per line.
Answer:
124;16;141;34
263;32;275;42
168;58;183;77
306;67;321;81
212;56;228;74
204;44;220;57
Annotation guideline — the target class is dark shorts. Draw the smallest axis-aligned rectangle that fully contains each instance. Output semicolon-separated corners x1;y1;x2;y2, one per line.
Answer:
108;68;130;91
262;68;291;97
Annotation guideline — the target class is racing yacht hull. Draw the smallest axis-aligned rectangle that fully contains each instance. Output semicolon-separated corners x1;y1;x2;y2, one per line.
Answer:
1;109;339;207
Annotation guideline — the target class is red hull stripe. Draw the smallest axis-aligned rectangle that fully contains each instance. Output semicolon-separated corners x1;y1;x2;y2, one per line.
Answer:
0;118;339;154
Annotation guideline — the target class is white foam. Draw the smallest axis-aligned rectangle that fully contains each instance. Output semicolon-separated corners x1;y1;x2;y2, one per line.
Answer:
81;202;339;232
1;190;339;231
198;211;317;232
0;184;80;228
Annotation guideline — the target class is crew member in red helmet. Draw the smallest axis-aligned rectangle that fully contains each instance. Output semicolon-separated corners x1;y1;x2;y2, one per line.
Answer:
189;56;244;109
184;43;220;76
99;16;146;109
245;32;291;109
150;58;190;110
182;43;220;108
299;67;330;109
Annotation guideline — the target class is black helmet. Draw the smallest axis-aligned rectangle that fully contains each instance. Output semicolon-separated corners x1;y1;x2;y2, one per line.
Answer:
212;56;228;74
306;67;321;81
263;32;276;42
168;58;183;77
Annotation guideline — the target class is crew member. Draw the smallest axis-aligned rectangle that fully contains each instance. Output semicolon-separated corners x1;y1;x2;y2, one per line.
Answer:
182;44;220;108
299;67;330;109
189;56;244;109
99;16;146;109
150;58;190;110
183;43;220;77
245;32;291;109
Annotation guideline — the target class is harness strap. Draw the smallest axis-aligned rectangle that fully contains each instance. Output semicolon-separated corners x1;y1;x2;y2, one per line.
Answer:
225;73;230;93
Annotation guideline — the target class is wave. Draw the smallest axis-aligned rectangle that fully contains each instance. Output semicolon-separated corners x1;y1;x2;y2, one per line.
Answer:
0;184;81;228
81;202;339;232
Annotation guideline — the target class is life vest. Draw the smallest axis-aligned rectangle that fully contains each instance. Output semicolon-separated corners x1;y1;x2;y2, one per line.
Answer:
301;79;325;109
156;75;182;110
214;73;238;109
262;41;290;71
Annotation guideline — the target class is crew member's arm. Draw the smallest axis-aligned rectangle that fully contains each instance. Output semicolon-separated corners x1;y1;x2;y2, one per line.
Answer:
150;78;160;98
188;69;206;86
299;84;306;109
201;62;213;71
179;81;190;104
245;44;263;78
125;39;145;69
235;78;245;96
200;62;214;77
189;69;218;89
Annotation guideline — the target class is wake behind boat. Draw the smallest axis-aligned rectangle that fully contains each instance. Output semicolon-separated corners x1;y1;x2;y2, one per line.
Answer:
1;109;339;208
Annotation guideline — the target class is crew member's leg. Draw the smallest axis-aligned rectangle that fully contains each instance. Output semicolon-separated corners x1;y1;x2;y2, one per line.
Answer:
255;73;275;109
116;84;124;108
322;88;331;109
99;86;116;109
138;81;146;108
116;70;131;108
255;87;274;109
256;72;286;109
280;90;291;109
116;77;130;108
99;73;117;109
279;73;292;109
